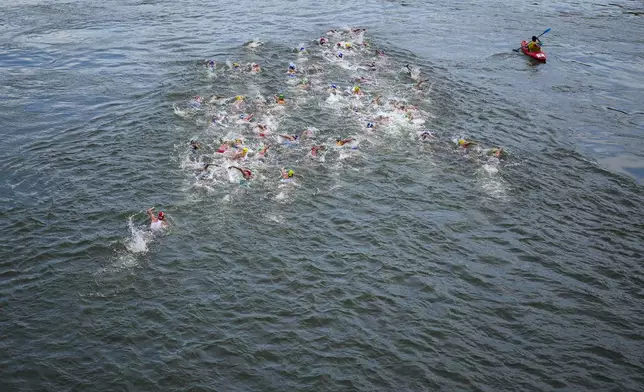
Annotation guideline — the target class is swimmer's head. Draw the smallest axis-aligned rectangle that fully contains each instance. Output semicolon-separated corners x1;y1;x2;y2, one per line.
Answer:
235;95;244;101
288;169;294;177
158;211;165;220
331;84;337;89
289;63;296;69
208;60;214;66
337;42;342;47
367;122;374;128
345;42;352;49
338;52;343;58
353;86;360;92
242;147;249;155
300;47;305;51
278;93;285;100
458;139;466;146
233;62;240;68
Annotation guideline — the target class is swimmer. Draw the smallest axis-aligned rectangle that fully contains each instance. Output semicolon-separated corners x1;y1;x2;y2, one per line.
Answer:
405;64;421;80
229;166;252;180
233;95;245;109
231;147;249;160
337;51;344;59
189;96;202;108
336;137;355;146
319;37;329;45
279;134;300;143
414;79;428;90
238;113;254;122
190;140;201;151
147;207;168;231
254;123;270;137
250;63;261;73
310;145;326;157
419;130;435;141
274;93;286;104
258;143;271;157
376;114;391;124
280;167;295;180
458;139;477;148
206;60;215;70
366;122;375;129
216;141;231;153
352;86;362;96
299;46;306;53
372;95;383;105
196;163;213;173
232;62;241;70
329;84;338;95
299;78;311;89
287;63;297;74
487;147;506;159
376;49;385;56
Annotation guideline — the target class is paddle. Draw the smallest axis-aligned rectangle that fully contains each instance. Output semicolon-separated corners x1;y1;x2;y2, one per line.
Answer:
513;28;551;52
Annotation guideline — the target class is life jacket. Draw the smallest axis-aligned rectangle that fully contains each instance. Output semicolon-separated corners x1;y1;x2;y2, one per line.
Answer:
527;41;541;53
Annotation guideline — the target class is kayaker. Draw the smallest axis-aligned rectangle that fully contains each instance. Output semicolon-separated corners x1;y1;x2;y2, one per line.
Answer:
527;36;542;53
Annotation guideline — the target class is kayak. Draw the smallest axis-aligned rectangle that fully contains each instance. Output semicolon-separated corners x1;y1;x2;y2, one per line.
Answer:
521;41;547;62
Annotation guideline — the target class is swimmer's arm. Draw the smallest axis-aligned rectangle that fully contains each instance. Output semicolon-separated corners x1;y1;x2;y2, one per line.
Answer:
229;166;247;176
146;208;156;221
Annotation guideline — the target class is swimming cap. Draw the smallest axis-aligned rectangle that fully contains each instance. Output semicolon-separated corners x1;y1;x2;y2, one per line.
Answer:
331;84;337;89
345;42;352;48
367;122;373;128
353;86;360;92
338;52;343;58
236;95;243;101
239;114;245;118
158;211;165;220
208;60;214;66
243;147;249;153
233;62;240;67
278;93;284;99
288;169;294;177
289;63;295;69
300;47;305;51
458;139;466;145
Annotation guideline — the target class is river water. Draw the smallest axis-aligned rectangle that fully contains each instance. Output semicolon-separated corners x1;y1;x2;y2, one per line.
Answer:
1;0;644;391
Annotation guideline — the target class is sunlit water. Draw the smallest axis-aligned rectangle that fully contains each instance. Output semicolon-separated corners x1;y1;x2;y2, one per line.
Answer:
1;0;643;391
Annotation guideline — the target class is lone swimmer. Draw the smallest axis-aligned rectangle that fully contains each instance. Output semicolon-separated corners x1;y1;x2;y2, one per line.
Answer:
147;207;168;231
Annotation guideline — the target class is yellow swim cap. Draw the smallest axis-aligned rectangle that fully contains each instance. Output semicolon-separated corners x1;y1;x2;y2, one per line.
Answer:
288;169;294;177
353;86;360;92
236;95;244;101
458;139;465;145
243;147;248;153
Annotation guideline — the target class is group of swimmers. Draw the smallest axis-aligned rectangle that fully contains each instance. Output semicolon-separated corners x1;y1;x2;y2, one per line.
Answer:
153;28;507;231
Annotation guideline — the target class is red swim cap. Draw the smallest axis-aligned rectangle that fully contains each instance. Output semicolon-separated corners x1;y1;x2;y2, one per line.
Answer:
158;211;165;220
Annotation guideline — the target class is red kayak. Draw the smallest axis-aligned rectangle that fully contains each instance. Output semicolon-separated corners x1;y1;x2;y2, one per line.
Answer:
521;41;547;62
